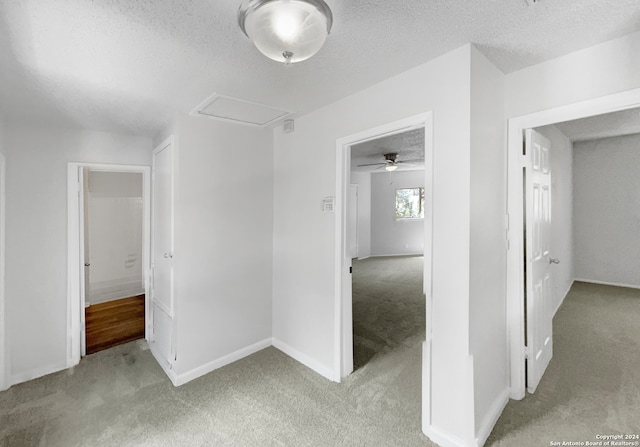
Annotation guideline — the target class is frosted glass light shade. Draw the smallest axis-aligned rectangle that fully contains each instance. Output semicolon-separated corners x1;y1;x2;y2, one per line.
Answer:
238;0;333;64
385;165;398;172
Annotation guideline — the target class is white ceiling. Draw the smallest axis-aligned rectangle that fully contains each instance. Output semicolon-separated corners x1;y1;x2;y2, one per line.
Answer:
0;0;639;137
555;108;640;142
351;128;424;173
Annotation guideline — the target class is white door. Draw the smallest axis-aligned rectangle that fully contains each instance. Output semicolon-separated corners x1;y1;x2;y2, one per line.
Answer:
525;129;553;393
348;184;358;259
151;138;175;367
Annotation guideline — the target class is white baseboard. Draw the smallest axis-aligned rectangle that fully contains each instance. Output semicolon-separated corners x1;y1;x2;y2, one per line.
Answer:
423;424;474;447
9;360;69;389
370;252;423;258
573;278;640;290
475;390;509;447
554;280;575;316
174;338;272;386
272;338;334;381
89;278;144;305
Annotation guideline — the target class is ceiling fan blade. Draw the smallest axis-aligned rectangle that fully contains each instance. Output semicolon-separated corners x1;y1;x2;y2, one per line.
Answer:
357;162;386;167
397;159;424;164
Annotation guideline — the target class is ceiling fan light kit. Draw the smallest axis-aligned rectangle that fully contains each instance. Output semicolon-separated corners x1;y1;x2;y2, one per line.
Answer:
238;0;333;64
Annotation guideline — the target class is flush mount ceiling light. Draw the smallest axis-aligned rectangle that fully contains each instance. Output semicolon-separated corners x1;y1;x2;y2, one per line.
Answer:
238;0;333;64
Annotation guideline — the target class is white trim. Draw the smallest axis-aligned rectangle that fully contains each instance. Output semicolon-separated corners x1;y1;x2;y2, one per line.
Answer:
573;278;640;290
0;153;6;391
335;112;434;419
554;280;575;316
174;338;272;386
272;338;334;381
423;424;473;447
506;87;640;400
474;390;509;447
67;162;151;369
368;253;424;258
151;298;174;319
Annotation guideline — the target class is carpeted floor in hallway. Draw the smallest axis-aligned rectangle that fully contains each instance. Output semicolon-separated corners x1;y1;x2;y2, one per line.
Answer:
0;256;430;447
486;281;640;446
2;269;638;447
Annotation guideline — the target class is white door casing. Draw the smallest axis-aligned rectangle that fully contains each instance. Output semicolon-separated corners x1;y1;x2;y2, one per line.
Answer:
79;167;88;356
150;136;176;373
67;162;151;369
0;152;6;390
348;184;358;259
524;129;553;393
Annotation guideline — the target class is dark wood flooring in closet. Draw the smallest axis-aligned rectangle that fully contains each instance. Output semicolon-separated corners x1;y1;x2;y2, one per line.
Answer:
85;294;145;355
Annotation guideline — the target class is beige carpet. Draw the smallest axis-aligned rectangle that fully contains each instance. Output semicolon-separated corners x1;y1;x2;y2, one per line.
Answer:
0;256;431;447
487;281;640;446
2;269;638;447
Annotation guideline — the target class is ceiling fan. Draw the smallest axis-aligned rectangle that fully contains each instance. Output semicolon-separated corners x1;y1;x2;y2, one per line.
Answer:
357;153;422;171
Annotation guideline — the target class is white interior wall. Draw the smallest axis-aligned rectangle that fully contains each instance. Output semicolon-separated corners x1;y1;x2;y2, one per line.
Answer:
370;170;424;256
4;124;151;385
535;125;574;312
273;45;482;446
87;171;144;304
506;31;640;118
350;171;371;259
170;115;273;380
573;133;640;288
468;47;508;442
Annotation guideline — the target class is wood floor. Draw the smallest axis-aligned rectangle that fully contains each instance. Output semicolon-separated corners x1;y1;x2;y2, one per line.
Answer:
85;294;145;355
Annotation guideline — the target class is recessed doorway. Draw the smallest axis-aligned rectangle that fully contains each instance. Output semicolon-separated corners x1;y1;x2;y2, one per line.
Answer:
67;163;151;367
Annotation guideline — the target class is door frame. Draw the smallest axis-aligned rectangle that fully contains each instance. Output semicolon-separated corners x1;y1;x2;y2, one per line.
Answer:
506;87;640;399
0;152;6;390
334;112;434;382
66;162;151;367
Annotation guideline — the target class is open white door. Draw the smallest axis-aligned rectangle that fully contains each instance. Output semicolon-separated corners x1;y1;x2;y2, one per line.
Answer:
150;137;176;374
524;129;553;393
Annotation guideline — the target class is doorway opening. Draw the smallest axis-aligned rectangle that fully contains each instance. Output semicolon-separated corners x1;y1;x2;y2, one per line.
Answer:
506;87;640;399
348;128;426;371
334;112;434;381
67;163;151;368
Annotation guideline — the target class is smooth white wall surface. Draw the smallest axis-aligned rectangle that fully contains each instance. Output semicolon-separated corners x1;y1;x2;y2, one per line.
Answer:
350;171;371;259
468;46;508;441
172;115;273;377
573;134;640;288
273;45;479;445
87;171;144;304
507;31;640;118
4;124;151;384
535;125;574;312
370;170;424;256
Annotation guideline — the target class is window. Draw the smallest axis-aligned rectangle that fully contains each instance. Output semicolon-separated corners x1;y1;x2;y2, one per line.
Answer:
395;187;425;219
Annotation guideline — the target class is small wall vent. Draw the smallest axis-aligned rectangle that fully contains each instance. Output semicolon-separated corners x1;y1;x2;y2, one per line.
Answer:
191;93;292;127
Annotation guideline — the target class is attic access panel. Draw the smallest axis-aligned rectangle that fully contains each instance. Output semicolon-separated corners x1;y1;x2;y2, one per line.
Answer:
191;93;292;127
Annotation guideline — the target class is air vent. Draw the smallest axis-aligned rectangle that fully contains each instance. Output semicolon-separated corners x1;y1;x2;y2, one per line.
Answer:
191;93;292;127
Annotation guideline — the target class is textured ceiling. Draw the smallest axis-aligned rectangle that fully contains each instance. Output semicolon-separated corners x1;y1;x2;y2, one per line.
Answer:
351;128;424;173
555;108;640;142
0;0;639;137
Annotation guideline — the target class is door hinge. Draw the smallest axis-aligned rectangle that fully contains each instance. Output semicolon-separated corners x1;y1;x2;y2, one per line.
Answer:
349;266;352;274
